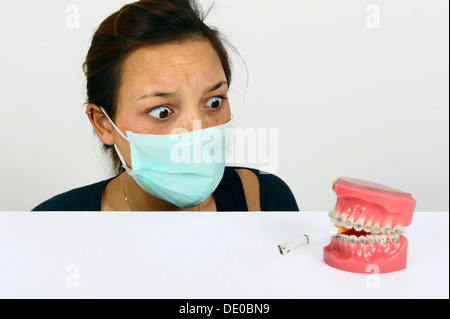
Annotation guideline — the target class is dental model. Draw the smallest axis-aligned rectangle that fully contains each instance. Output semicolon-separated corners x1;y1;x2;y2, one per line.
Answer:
324;178;416;273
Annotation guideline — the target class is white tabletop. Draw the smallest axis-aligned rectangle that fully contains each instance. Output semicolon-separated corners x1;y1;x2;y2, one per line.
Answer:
0;211;448;299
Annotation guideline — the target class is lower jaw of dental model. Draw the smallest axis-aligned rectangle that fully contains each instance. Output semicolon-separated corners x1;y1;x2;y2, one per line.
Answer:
323;178;416;274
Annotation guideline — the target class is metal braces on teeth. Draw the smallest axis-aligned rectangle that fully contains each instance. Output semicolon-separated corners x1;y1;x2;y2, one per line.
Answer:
328;211;405;235
334;234;400;244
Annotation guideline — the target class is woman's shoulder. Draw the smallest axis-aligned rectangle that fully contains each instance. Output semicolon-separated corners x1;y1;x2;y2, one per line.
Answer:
224;166;299;211
32;178;115;211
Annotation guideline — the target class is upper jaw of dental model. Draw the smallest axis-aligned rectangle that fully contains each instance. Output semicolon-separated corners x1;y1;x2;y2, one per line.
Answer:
328;178;415;243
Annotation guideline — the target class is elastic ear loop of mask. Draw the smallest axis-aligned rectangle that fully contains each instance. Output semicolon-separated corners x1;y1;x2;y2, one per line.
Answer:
99;106;132;173
100;106;129;141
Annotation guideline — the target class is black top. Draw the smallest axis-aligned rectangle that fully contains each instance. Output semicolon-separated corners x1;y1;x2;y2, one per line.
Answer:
32;167;299;212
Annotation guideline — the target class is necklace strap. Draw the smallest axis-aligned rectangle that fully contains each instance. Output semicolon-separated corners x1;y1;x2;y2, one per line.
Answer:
121;173;134;211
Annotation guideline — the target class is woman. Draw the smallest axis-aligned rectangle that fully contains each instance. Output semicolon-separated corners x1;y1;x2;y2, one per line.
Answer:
32;0;299;212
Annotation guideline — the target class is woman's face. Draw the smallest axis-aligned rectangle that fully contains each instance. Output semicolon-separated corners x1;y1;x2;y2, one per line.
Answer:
111;39;231;161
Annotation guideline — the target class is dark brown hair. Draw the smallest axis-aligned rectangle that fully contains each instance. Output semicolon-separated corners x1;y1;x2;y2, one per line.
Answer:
82;0;232;174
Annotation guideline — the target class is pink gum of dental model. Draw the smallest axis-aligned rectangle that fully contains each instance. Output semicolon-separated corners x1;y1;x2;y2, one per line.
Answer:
324;178;416;274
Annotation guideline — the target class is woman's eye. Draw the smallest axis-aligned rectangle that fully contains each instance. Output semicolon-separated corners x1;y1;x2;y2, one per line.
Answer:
206;96;224;109
148;106;173;119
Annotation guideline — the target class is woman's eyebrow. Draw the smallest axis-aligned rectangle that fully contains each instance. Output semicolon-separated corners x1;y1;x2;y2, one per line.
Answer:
137;81;228;101
206;81;228;93
137;90;175;101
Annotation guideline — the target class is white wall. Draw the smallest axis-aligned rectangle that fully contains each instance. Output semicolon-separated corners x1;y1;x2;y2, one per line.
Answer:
0;0;448;211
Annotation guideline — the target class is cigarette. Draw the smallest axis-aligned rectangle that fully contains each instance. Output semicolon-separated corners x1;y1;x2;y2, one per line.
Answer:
278;225;339;256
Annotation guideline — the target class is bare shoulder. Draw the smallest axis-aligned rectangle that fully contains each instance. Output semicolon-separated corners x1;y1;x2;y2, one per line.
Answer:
237;168;261;211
